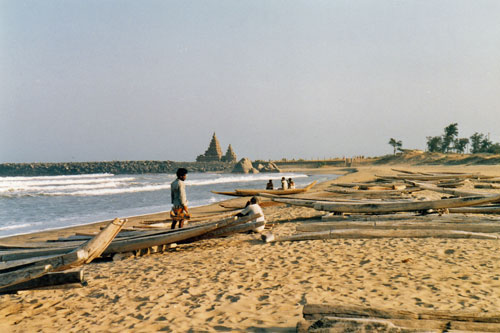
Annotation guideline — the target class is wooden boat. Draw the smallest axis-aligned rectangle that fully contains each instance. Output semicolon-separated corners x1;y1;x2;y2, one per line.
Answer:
263;193;500;214
313;194;500;214
376;173;492;181
102;213;260;254
212;181;317;197
0;215;260;262
0;218;125;289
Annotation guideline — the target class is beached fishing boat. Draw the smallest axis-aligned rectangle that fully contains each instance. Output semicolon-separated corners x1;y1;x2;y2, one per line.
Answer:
314;194;500;214
212;181;317;197
102;214;259;254
0;218;125;289
264;193;500;214
0;215;260;262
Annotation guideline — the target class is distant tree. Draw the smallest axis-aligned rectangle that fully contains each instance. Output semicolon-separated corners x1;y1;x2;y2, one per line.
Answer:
480;137;493;152
426;136;443;153
487;143;500;154
454;138;469;154
470;132;484;153
388;138;402;154
441;123;459;152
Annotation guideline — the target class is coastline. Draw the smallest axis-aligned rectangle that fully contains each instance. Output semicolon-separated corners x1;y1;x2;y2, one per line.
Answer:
1;164;499;332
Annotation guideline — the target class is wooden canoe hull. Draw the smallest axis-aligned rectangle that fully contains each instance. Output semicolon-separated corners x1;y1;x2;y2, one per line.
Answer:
212;181;317;197
0;218;125;289
313;194;500;214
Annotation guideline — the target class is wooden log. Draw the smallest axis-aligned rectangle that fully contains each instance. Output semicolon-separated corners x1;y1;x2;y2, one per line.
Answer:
0;270;84;294
326;187;421;195
297;222;500;233
303;303;500;323
298;316;500;332
449;206;500;214
475;183;500;189
313;194;500;214
321;213;500;222
410;181;496;198
264;229;499;243
376;173;490;181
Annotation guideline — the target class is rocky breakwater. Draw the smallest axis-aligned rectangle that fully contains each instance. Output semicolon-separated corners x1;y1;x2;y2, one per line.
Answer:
0;161;236;176
231;158;281;174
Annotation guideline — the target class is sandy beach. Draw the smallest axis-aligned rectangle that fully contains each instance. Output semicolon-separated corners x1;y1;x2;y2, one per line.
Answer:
1;164;500;332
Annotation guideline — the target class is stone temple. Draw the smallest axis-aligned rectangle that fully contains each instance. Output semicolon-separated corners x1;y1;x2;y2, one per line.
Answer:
196;133;237;163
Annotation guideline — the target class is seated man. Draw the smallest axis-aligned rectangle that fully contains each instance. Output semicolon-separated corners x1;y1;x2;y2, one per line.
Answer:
266;179;274;190
281;177;288;190
236;196;266;233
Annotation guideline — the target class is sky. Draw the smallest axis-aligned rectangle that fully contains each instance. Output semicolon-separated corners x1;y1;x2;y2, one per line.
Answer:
1;0;500;163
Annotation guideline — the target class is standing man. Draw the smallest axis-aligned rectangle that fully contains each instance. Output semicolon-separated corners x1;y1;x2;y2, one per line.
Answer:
170;168;190;229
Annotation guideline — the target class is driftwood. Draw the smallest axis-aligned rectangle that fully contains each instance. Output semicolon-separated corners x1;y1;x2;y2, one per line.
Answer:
296;221;500;233
261;229;499;243
0;269;84;294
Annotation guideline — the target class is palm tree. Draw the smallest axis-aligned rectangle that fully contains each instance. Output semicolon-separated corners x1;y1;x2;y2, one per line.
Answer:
388;138;402;154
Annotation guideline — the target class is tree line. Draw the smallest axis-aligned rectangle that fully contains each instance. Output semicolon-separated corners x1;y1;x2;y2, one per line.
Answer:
426;123;500;154
388;123;500;154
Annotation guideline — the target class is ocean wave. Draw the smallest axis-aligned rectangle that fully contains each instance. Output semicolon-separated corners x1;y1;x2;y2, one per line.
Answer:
44;183;172;196
0;182;125;194
185;173;307;186
0;223;36;231
0;176;134;188
0;173;114;181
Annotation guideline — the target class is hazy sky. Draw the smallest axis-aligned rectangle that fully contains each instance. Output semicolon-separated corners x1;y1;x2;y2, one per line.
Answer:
1;0;500;163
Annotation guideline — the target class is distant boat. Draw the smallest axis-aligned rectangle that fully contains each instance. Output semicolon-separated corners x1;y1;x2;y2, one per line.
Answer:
212;181;317;197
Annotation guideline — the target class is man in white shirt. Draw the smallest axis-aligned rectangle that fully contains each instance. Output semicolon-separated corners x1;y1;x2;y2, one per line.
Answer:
236;196;266;233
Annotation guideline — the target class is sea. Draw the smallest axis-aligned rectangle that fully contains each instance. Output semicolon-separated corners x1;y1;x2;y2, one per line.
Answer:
0;172;336;239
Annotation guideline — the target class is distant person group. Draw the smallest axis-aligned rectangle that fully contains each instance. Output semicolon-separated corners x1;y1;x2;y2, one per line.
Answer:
266;177;295;190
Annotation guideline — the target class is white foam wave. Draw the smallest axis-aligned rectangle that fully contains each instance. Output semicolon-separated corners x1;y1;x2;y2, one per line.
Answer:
0;182;127;194
185;173;307;186
0;177;134;188
0;173;114;181
0;223;36;231
46;183;172;196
